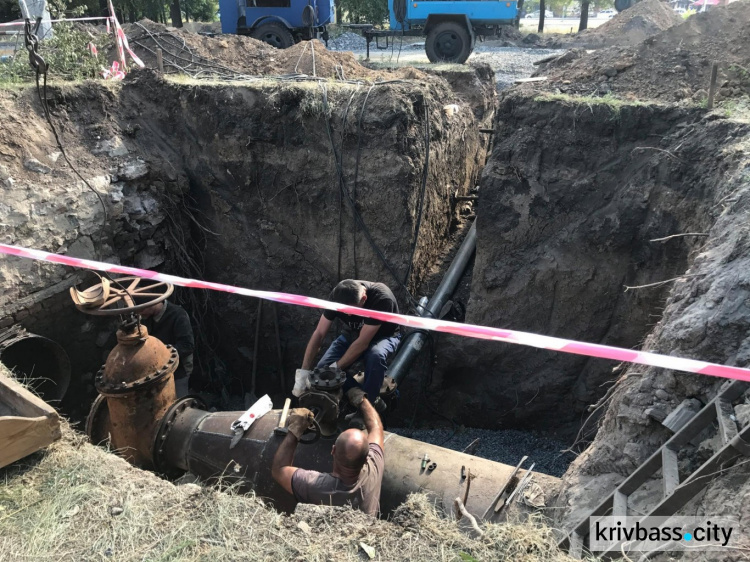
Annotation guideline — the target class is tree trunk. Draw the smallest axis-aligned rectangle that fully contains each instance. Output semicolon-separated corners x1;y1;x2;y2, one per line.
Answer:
579;1;590;31
538;0;545;33
336;5;342;24
170;0;183;27
515;0;525;29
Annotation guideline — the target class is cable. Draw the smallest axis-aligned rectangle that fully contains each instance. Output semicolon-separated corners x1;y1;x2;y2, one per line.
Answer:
318;83;418;307
403;99;430;287
336;87;359;282
352;84;375;279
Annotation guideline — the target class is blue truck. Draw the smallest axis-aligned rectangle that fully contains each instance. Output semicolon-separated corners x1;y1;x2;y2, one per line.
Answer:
218;0;518;64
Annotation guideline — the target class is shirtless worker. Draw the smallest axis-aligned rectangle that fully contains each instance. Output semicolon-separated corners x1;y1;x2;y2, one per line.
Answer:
271;387;384;516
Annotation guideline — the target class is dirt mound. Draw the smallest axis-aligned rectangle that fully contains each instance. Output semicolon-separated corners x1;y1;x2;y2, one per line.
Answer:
577;0;682;47
120;20;419;81
532;2;750;102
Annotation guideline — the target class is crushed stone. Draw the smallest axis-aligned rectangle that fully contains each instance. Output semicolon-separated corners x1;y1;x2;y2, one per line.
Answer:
391;427;575;477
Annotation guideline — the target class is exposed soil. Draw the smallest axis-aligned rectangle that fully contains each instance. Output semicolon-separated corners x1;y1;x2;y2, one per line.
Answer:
122;20;432;82
574;0;682;48
532;3;750;102
0;63;494;418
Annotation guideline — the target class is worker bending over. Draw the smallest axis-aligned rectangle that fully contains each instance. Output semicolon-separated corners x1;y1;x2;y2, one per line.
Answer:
294;279;400;402
272;388;384;516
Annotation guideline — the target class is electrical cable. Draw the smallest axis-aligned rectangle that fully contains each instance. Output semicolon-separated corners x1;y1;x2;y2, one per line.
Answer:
402;99;430;287
336;87;359;282
318;83;418;307
352;83;375;279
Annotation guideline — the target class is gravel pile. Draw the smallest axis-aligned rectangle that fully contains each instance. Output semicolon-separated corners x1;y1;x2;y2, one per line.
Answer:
471;45;564;90
391;427;575;477
327;31;367;51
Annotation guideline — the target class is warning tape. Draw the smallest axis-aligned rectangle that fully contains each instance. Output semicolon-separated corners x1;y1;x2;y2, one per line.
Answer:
1;242;749;383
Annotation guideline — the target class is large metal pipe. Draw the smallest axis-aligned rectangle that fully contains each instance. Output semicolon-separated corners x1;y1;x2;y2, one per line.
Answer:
152;398;560;518
389;221;477;385
0;325;71;403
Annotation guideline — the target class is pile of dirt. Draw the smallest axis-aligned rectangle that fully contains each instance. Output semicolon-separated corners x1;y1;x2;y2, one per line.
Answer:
576;0;682;47
121;19;427;81
532;2;750;102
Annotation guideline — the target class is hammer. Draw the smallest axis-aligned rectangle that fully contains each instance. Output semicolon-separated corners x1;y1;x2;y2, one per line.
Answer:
274;398;292;436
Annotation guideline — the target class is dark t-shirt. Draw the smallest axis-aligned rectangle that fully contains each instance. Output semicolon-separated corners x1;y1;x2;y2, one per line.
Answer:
323;281;399;340
143;301;194;379
291;443;384;516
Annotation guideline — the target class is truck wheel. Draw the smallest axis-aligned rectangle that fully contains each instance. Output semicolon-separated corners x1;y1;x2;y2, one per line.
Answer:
252;23;295;49
425;22;472;64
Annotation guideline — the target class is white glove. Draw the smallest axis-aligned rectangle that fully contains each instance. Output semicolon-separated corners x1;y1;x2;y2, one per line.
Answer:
292;369;311;398
329;362;338;370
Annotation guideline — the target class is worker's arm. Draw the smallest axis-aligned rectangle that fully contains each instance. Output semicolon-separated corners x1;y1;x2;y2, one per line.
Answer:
271;408;313;495
301;315;333;370
334;323;380;370
271;432;299;495
360;397;384;449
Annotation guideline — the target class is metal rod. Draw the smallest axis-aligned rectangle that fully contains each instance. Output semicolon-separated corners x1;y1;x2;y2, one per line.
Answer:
707;62;718;110
388;221;477;385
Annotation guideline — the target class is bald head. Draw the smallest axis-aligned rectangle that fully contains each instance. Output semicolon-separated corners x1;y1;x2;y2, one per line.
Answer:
333;429;370;473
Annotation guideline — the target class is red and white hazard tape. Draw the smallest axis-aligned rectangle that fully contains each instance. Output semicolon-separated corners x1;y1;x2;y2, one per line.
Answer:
1;242;749;383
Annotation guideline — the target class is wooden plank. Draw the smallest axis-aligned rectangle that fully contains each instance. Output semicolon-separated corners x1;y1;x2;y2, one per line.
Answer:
612;490;628;516
662;447;679;498
514;77;548;84
716;398;738;445
0;371;61;468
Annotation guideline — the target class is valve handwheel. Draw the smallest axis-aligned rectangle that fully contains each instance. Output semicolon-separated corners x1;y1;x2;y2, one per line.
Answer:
70;276;174;316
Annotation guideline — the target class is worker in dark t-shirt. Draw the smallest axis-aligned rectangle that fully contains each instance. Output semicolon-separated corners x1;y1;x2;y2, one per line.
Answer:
140;299;194;398
294;279;400;403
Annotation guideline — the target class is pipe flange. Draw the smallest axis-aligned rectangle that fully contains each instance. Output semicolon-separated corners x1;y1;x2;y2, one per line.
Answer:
95;346;179;395
310;366;347;391
152;395;206;475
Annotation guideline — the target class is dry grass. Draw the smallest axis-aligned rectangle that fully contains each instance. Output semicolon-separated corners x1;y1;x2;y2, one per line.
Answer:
1;417;574;561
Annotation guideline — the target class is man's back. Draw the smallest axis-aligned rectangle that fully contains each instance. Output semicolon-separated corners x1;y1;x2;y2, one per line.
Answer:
290;442;384;516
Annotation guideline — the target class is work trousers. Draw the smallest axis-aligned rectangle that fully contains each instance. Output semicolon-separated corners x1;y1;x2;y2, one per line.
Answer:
316;334;400;401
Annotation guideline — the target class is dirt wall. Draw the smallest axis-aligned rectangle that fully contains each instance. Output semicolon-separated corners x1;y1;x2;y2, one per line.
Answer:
426;91;743;435
0;67;494;412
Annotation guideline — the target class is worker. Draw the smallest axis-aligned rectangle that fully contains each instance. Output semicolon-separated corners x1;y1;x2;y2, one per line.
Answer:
293;279;400;404
272;388;384;516
140;299;194;398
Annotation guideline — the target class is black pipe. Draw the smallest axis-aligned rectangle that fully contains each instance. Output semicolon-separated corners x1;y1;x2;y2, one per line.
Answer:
388;221;477;385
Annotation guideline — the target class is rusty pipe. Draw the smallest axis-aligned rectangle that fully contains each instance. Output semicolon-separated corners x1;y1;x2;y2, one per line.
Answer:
92;322;178;468
153;399;560;517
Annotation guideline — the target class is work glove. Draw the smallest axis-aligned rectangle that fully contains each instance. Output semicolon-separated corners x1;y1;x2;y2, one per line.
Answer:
346;387;367;408
292;369;311;398
329;362;339;370
287;408;315;440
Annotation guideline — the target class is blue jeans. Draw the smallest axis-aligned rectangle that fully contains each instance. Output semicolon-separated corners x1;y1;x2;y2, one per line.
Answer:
317;334;401;401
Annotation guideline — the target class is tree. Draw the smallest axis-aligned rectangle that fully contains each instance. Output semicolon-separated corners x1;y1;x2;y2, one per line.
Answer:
579;0;590;30
538;0;545;31
337;0;388;25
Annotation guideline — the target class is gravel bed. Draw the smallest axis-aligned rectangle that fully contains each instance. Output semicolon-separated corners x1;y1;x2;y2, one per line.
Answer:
390;426;575;477
470;45;565;90
327;31;368;51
